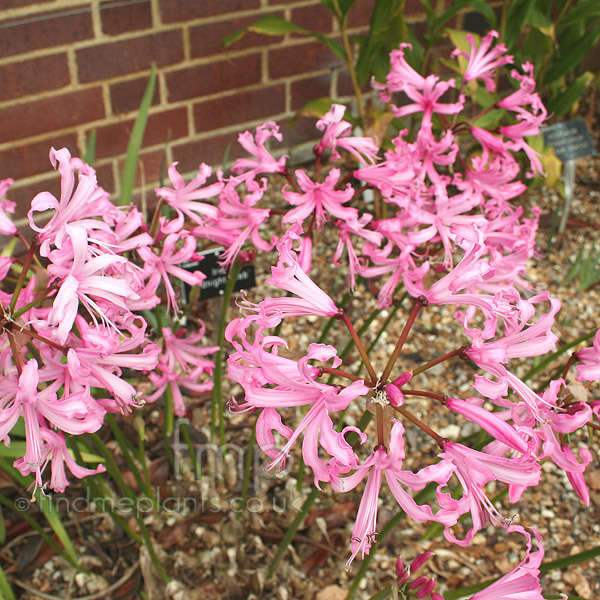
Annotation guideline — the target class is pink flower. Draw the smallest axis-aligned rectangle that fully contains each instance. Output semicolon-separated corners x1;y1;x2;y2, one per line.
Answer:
146;326;218;416
0;360;103;488
282;168;358;227
138;230;206;314
231;121;288;178
333;421;457;565
252;224;341;324
438;441;540;546
155;162;222;233
376;44;464;127
452;31;512;92
46;225;139;342
28;148;112;256
202;177;276;269
0;178;16;236
15;429;105;493
576;328;600;381
315;104;379;164
469;527;544;599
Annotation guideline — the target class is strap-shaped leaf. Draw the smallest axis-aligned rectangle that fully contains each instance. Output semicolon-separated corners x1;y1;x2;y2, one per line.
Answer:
222;14;345;59
504;0;536;49
543;25;600;84
355;0;406;86
548;72;594;118
119;65;156;206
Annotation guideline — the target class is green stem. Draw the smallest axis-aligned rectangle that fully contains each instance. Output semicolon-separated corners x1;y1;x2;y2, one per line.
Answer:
180;420;201;479
105;414;153;503
239;423;256;516
332;0;366;127
12;286;55;319
522;331;594;382
71;438;143;544
211;261;242;443
8;239;38;313
266;487;319;579
87;434;169;582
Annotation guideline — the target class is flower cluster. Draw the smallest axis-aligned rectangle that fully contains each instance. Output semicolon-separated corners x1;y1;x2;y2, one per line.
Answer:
0;28;596;599
223;31;597;598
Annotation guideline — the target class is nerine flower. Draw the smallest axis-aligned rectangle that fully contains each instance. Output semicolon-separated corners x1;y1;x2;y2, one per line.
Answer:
155;162;222;233
251;224;341;325
452;30;513;92
283;168;358;227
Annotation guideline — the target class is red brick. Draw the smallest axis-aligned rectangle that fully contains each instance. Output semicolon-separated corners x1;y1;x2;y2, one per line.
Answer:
346;0;376;28
100;0;153;36
0;54;70;103
290;4;333;35
0;135;78;182
291;74;331;111
159;0;260;23
171;133;246;173
0;8;93;58
110;76;160;114
2;0;52;7
91;107;188;159
166;54;261;102
268;40;342;79
0;88;105;143
77;30;184;83
193;85;285;133
117;149;166;190
189;12;283;58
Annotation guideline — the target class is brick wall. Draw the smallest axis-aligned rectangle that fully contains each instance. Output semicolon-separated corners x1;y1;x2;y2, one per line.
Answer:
0;0;470;223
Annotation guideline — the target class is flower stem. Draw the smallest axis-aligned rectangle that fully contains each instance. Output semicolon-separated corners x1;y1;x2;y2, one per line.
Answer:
12;286;56;319
411;346;468;377
391;403;444;444
332;0;366;127
211;261;242;443
148;197;165;239
338;310;378;384
6;323;67;353
380;297;426;383
319;366;374;387
402;389;447;402
9;238;39;314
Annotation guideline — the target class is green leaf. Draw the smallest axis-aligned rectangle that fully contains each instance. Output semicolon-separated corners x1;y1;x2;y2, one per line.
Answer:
504;0;536;49
294;97;339;121
543;25;600;85
119;66;156;206
0;441;27;458
470;108;504;129
84;130;96;167
559;0;600;28
222;14;345;59
522;26;555;70
0;560;15;600
548;71;594;117
0;458;81;569
355;0;407;86
433;0;495;36
0;502;5;544
529;0;552;29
